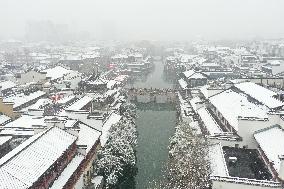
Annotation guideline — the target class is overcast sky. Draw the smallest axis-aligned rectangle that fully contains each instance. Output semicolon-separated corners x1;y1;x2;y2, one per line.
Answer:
1;0;284;41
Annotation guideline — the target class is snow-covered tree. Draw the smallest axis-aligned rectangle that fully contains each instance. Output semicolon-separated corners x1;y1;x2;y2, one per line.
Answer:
120;103;137;120
158;121;211;189
95;103;138;188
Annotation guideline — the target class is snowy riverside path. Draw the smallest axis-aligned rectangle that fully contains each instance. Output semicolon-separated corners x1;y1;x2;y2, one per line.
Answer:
120;59;176;188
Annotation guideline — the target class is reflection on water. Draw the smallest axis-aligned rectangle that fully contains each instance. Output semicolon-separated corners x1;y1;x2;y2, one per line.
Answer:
119;60;176;189
119;107;176;189
127;61;176;89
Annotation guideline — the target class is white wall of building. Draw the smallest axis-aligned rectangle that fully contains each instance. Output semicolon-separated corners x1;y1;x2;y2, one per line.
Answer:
208;113;283;149
237;114;281;149
208;137;242;148
212;180;281;189
19;70;46;84
235;78;284;88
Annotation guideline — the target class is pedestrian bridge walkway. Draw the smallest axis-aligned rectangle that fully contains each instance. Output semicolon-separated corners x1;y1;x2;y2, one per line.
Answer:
126;87;177;103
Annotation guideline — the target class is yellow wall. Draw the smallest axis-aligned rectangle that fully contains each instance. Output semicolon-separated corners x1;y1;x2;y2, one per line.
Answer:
0;97;18;119
83;143;101;186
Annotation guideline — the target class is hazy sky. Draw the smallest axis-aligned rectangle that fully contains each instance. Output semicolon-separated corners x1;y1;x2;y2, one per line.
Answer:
1;0;284;41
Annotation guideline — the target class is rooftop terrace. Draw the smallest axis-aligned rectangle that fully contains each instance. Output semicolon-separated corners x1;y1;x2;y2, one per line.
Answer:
223;146;272;181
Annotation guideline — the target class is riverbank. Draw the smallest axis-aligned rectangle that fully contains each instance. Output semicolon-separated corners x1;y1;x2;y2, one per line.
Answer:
119;60;177;188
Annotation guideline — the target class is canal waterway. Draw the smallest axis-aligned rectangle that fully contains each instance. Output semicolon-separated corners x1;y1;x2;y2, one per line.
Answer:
120;59;177;189
127;59;176;89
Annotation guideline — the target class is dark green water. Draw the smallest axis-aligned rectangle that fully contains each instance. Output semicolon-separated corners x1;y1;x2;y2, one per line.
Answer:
127;60;175;89
135;109;176;188
119;60;176;189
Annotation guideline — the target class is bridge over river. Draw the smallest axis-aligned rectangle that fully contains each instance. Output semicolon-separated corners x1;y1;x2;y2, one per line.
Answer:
119;59;177;189
126;87;177;104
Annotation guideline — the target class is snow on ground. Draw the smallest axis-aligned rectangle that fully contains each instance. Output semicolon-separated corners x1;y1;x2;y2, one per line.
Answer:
177;92;193;122
100;112;122;146
208;143;229;177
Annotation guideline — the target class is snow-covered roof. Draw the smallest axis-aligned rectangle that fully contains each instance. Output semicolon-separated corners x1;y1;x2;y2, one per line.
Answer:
0;115;11;125
189;72;206;79
107;80;117;89
197;107;223;135
4;115;45;129
209;89;268;131
100;112;122;146
209;143;229;177
66;96;93;111
24;98;51;110
42;66;72;81
131;53;143;58
235;82;284;109
0;136;12;146
56;95;76;105
199;85;209;99
3;91;46;109
59;111;103;131
104;88;120;98
77;123;101;153
189;96;202;111
0;127;77;189
82;53;100;59
201;62;220;67
180;54;195;62
183;70;195;78
183;70;206;79
0;81;16;91
254;126;284;174
0;129;34;136
62;119;76;128
49;154;84;189
87;77;108;85
111;54;128;59
178;78;188;89
114;75;128;82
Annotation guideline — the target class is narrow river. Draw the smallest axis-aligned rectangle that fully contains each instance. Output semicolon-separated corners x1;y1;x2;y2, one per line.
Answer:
120;59;176;189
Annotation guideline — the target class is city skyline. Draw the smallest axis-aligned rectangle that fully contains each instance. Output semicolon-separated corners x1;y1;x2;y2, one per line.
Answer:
1;0;284;41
